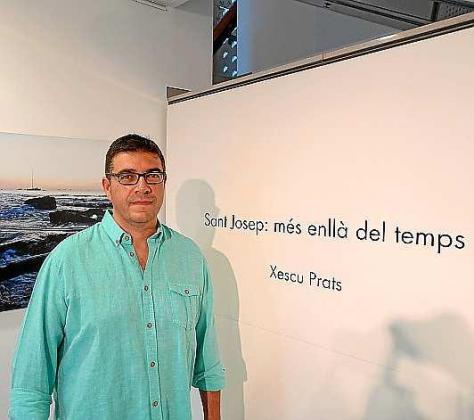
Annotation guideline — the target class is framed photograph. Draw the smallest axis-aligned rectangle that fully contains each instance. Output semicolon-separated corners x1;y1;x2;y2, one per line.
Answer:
0;132;110;312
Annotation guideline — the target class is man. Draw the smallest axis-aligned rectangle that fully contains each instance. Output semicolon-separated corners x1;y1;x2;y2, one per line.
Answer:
9;134;225;420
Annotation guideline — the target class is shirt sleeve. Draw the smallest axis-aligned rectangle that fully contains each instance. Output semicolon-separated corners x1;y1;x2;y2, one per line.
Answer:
192;259;226;391
9;252;67;420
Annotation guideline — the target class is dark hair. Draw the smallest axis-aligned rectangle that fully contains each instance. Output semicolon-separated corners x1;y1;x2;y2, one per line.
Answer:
105;134;166;174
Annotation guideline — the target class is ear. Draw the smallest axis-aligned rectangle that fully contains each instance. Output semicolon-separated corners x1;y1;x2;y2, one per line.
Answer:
102;177;112;201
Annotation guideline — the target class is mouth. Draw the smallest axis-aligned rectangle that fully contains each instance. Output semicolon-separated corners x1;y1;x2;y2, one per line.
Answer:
130;201;154;206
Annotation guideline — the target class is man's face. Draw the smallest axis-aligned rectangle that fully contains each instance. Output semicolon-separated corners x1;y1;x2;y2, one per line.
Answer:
102;150;165;229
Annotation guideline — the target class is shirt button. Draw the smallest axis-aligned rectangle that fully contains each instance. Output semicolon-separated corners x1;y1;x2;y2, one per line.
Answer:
184;289;189;295
152;401;159;407
130;252;135;257
144;285;149;292
150;361;156;368
124;235;130;241
147;322;153;329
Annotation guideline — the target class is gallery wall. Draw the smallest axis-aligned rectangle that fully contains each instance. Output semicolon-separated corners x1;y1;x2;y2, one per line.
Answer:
0;0;212;141
167;26;474;419
0;0;212;416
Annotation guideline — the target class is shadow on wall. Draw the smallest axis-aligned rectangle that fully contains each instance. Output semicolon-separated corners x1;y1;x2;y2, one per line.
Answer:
364;314;474;420
175;180;247;420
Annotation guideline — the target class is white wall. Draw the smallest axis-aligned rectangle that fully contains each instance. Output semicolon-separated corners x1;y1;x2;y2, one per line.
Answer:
0;0;212;417
238;0;398;74
168;27;474;419
0;0;212;141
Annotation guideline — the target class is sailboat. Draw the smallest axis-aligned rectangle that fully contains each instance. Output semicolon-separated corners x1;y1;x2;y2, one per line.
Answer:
26;169;42;191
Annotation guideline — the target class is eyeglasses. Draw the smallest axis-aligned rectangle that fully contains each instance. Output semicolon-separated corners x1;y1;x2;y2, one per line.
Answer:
106;171;167;185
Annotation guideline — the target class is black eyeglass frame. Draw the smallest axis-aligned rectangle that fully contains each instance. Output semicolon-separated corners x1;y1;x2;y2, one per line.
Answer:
105;171;167;185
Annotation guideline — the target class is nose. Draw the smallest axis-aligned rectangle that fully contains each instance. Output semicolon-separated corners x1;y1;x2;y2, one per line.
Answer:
135;175;152;193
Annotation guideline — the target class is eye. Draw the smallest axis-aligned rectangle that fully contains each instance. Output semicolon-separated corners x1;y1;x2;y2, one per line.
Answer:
119;173;137;182
146;172;162;182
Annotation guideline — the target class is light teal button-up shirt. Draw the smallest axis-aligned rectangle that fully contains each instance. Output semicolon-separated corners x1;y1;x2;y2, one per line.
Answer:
9;211;225;420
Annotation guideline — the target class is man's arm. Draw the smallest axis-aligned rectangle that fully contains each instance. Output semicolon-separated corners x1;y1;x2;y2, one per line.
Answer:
199;390;221;420
192;260;225;420
9;254;67;420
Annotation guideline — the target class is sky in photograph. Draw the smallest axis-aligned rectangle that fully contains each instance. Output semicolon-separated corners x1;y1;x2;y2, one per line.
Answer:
0;132;110;191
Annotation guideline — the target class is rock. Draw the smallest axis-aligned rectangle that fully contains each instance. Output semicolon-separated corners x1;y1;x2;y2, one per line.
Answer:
0;254;48;283
0;234;69;284
0;234;68;255
25;196;57;210
49;209;105;225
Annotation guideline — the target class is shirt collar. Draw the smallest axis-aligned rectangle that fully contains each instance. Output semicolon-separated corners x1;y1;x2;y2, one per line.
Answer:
101;210;162;246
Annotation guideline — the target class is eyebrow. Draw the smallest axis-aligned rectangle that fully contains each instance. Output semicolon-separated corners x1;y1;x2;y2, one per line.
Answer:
115;168;164;174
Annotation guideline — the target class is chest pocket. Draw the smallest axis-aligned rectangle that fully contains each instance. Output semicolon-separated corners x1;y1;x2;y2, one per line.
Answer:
169;284;201;330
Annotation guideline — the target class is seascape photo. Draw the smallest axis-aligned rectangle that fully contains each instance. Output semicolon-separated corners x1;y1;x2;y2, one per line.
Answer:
0;132;110;312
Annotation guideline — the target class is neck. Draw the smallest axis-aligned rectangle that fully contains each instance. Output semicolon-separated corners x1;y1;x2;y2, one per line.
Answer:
112;212;159;242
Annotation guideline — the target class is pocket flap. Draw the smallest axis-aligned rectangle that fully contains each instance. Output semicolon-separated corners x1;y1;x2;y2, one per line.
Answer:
169;284;200;297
